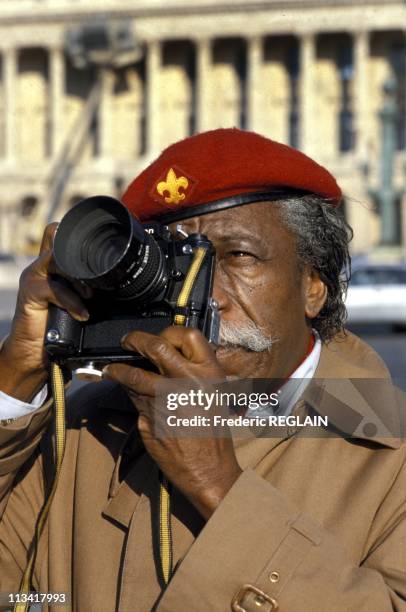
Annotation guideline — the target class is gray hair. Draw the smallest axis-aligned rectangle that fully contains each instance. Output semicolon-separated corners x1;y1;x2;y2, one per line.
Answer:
275;194;353;342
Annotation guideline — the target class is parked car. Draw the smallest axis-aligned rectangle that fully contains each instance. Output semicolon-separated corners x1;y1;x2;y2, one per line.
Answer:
345;263;406;329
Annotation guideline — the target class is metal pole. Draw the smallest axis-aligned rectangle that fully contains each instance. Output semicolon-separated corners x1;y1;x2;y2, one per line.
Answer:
378;77;398;245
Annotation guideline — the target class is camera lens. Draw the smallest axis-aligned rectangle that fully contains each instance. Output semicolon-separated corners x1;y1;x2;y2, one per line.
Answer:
53;196;167;300
81;225;128;277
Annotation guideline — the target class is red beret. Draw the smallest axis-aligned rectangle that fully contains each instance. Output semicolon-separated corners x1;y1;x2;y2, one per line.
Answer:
122;128;342;223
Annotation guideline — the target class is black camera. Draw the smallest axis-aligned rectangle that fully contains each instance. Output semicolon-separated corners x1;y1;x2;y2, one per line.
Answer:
45;196;219;380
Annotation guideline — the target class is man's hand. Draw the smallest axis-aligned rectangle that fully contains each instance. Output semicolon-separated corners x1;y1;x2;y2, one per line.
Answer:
103;327;243;520
0;223;90;402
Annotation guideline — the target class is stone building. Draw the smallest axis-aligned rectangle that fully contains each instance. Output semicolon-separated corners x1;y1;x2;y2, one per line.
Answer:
0;0;405;255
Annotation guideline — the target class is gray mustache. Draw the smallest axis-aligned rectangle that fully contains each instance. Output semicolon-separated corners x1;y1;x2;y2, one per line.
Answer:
218;320;277;352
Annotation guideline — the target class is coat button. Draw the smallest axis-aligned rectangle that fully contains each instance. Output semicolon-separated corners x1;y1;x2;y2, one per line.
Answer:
269;571;280;583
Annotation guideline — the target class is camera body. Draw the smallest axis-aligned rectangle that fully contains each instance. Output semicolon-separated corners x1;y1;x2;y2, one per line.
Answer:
45;197;219;379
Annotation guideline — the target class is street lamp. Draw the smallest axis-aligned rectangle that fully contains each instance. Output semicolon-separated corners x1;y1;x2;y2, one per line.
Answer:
65;21;143;69
43;21;143;227
369;76;404;246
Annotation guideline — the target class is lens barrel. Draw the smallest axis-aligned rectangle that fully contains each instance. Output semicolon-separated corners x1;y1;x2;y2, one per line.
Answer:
53;196;167;300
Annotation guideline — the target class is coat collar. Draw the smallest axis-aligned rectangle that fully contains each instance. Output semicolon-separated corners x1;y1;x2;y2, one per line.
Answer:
305;331;402;449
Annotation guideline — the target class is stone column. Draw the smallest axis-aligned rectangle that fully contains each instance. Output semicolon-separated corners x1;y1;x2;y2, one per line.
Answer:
49;46;65;157
195;38;212;133
146;39;161;155
4;46;18;162
246;36;263;132
354;30;370;159
299;33;316;154
99;67;115;158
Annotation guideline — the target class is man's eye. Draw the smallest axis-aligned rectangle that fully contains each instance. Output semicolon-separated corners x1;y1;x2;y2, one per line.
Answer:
227;251;259;264
230;251;255;258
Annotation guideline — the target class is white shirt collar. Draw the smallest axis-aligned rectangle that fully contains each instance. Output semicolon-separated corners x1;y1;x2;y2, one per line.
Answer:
246;331;322;418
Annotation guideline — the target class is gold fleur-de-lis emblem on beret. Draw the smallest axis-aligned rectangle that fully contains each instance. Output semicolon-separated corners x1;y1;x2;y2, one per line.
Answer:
156;168;189;205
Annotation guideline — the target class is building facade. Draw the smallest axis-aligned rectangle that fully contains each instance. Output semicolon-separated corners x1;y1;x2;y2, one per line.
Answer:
0;0;405;255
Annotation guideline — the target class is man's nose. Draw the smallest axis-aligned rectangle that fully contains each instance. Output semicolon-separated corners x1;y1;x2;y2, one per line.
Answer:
211;266;231;313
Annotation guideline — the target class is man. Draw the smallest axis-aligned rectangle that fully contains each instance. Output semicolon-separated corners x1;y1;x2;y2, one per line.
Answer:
0;128;405;611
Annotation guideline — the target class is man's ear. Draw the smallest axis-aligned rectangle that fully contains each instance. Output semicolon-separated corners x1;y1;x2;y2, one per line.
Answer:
303;266;327;319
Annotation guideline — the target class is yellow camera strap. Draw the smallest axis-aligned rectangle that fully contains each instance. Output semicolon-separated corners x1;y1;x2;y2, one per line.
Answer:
15;362;66;612
173;246;207;326
158;245;208;586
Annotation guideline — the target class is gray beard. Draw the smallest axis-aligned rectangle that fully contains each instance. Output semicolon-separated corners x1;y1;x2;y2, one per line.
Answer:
218;319;277;353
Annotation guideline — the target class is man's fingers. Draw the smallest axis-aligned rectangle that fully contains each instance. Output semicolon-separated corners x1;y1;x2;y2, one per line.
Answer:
121;331;184;375
27;250;58;279
18;273;89;322
72;280;94;300
48;279;89;321
103;363;160;397
39;222;59;255
160;326;216;363
122;327;216;369
34;243;93;301
38;226;93;300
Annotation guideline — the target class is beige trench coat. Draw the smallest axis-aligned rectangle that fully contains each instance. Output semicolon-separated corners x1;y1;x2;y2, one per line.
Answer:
0;331;405;611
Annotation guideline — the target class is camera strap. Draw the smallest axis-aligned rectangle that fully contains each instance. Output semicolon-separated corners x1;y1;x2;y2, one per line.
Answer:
173;246;207;326
15;246;209;606
158;245;209;587
15;362;66;612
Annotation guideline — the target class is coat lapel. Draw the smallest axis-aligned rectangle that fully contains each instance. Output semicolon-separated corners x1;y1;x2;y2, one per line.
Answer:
307;331;402;448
